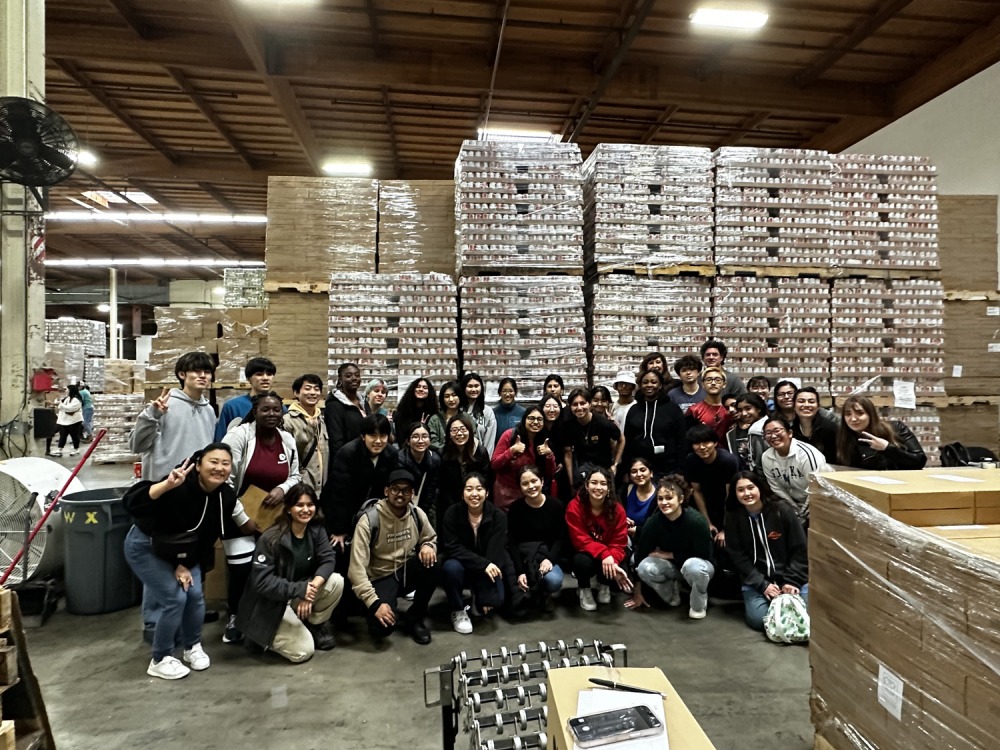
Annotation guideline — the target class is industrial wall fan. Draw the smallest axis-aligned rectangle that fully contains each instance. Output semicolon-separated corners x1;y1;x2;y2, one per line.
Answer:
0;96;80;205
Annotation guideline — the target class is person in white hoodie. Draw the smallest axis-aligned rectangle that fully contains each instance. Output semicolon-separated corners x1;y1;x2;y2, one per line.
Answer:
222;391;301;645
759;416;829;526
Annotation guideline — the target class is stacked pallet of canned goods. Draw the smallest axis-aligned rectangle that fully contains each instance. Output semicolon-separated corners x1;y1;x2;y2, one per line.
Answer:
91;393;144;463
395;273;459;399
223;268;268;308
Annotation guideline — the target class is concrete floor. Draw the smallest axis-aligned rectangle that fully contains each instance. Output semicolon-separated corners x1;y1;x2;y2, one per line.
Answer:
22;459;813;750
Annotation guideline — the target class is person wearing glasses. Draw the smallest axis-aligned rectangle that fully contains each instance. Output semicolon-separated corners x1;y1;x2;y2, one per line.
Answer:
491;407;557;511
772;380;798;423
395;421;442;527
687;367;734;449
438;413;493;517
759;416;829;526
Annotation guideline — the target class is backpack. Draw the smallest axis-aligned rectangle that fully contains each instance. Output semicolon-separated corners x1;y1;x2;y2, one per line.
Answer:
764;593;810;644
940;442;999;467
353;497;424;552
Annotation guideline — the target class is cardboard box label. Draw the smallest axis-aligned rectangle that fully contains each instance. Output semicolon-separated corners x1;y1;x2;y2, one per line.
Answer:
988;343;1000;353
987;306;1000;317
877;664;904;720
952;365;963;378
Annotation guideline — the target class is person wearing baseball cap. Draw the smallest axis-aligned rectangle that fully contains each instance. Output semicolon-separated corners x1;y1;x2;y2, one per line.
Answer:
610;370;637;434
348;468;438;645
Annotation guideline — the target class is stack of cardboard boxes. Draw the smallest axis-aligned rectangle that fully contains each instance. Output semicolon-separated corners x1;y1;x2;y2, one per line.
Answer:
810;470;1000;749
377;180;456;276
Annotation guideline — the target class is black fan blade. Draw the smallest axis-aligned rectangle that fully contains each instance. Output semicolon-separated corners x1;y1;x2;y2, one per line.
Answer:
3;99;38;144
0;140;20;171
38;143;75;173
0;96;79;186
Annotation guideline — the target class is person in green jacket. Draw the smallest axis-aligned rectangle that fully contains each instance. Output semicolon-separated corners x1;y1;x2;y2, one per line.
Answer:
624;474;715;619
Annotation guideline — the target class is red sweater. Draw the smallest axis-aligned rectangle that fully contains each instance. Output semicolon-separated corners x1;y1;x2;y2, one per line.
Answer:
565;496;628;565
490;428;558;511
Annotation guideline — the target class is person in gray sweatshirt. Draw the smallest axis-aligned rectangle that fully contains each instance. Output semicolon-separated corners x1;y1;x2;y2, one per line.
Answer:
130;351;218;481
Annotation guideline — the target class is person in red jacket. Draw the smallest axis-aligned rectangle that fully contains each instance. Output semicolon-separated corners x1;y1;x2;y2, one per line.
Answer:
565;467;631;611
491;406;557;511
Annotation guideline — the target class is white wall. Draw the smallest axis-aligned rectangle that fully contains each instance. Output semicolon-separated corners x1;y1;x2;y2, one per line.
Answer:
847;59;1000;231
168;280;226;308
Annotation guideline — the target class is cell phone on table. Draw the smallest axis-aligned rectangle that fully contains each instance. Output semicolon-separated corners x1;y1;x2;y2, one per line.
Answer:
568;704;664;747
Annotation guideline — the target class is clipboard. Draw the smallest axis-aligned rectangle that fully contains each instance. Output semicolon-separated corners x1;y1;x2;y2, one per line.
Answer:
240;485;282;531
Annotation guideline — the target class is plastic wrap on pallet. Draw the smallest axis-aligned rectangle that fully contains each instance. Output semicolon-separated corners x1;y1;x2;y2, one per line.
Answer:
830;278;945;400
327;272;459;404
712;276;831;388
460;275;587;403
266;177;378;282
84;357;105;392
220;308;268;339
102;359;138;395
223;268;268;308
879;406;941;467
45;318;106;357
44;343;87;385
144;342;216;384
91;393;144;463
714;147;833;267
455;141;584;273
215;338;266;383
808;472;1000;750
377;181;457;276
153;307;222;339
583;144;713;271
589;276;711;385
831;154;939;271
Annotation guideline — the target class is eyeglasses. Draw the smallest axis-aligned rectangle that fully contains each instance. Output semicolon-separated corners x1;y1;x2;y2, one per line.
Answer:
499;389;516;396
449;427;470;434
525;416;544;423
388;486;413;496
776;391;795;399
763;429;787;438
703;377;725;384
367;435;388;442
411;434;430;441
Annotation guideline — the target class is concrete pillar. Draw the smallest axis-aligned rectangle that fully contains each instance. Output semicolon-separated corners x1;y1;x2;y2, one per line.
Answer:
109;268;118;358
1;1;48;454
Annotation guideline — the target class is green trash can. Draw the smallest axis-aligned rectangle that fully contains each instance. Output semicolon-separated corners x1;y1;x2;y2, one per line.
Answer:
61;487;141;615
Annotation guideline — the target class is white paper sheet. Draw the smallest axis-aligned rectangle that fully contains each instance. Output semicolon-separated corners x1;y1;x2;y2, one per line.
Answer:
892;380;916;409
573;689;668;750
927;474;985;483
854;475;907;485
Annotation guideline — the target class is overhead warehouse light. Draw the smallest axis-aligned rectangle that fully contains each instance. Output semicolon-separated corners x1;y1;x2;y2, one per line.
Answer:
478;128;561;143
77;150;99;168
44;211;267;224
321;161;372;176
45;258;266;268
691;5;769;30
96;303;111;312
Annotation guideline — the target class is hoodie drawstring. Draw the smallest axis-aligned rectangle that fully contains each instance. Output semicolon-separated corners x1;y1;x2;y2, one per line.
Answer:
749;513;776;578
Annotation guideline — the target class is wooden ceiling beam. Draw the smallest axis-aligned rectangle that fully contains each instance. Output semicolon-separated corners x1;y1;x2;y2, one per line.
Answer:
640;104;680;144
51;58;179;164
795;0;916;87
164;66;256;168
724;111;772;146
568;0;658;142
592;2;637;74
363;0;385;59
382;87;403;178
198;182;239;213
126;178;179;211
215;0;323;174
695;43;737;81
105;0;153;40
486;0;508;66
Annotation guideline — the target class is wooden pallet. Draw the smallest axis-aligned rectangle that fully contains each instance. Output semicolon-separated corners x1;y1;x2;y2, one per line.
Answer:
828;266;942;280
460;267;583;277
262;280;329;293
0;590;54;750
716;263;830;278
944;290;1000;301
833;394;948;408
946;395;1000;406
588;262;716;278
143;381;250;390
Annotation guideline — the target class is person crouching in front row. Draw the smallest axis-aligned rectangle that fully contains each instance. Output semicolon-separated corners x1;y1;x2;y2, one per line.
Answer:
238;484;343;662
349;469;439;645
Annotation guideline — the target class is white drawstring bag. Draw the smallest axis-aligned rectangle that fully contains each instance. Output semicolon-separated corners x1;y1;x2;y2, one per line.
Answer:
763;593;810;644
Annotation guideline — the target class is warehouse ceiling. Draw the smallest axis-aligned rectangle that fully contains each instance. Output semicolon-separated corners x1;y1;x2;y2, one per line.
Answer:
41;0;1000;284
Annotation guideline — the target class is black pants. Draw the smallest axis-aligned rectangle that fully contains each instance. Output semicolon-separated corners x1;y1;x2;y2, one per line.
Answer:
58;423;83;450
365;556;439;638
227;562;251;617
572;552;615;589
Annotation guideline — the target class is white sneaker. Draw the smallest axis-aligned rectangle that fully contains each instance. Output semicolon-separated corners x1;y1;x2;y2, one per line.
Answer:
667;583;682;608
182;643;211;671
689;607;707;620
68;449;79;456
451;609;473;635
50;450;62;457
596;584;611;605
147;655;190;680
578;588;597;612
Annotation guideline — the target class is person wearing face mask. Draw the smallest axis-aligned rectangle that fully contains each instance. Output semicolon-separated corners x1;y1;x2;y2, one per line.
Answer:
222;392;302;645
563;388;623;489
760;417;829;526
491;407;557;511
773;380;798;423
687;366;734;449
726;393;769;473
428;380;465;454
438;413;493;517
282;374;329;495
507;465;566;612
364;378;391;418
699;340;745;400
725;471;808;631
565;468;632;612
836;394;926;470
238;484;343;661
395;377;439;434
624;474;714;619
791;386;839;464
442;473;513;634
395;422;441;527
325;362;369;456
493;378;526;447
123;443;255;680
460;372;498;458
215;358;279;441
621;369;687;478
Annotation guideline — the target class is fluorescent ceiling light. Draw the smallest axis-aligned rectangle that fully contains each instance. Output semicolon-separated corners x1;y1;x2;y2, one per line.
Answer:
212;286;226;296
322;161;372;176
691;6;768;30
81;190;157;205
44;211;267;225
96;303;111;312
77;150;99;168
45;258;266;268
478;128;561;143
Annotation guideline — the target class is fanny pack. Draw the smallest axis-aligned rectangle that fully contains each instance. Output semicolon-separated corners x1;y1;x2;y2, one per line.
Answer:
151;493;218;565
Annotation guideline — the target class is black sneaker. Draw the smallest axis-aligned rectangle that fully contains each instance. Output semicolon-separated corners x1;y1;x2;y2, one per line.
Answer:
306;621;336;651
408;618;432;645
204;609;220;624
222;615;244;644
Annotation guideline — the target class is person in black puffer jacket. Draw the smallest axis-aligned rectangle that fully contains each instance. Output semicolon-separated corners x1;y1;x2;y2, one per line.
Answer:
395;421;441;528
238;484;343;662
836;394;927;470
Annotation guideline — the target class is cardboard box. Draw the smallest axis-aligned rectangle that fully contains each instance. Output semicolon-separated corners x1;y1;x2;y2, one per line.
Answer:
546;666;714;750
938;195;998;292
203;541;227;604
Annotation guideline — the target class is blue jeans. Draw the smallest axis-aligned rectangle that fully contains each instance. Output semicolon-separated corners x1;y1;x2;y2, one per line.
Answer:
82;406;94;436
742;583;809;631
638;556;715;613
537;564;564;595
442;558;505;613
124;526;204;661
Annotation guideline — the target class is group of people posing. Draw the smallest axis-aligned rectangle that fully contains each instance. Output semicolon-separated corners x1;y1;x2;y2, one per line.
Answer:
121;340;927;681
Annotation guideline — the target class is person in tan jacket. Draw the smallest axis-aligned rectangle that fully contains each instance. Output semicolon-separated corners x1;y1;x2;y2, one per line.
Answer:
349;469;438;645
282;374;329;495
